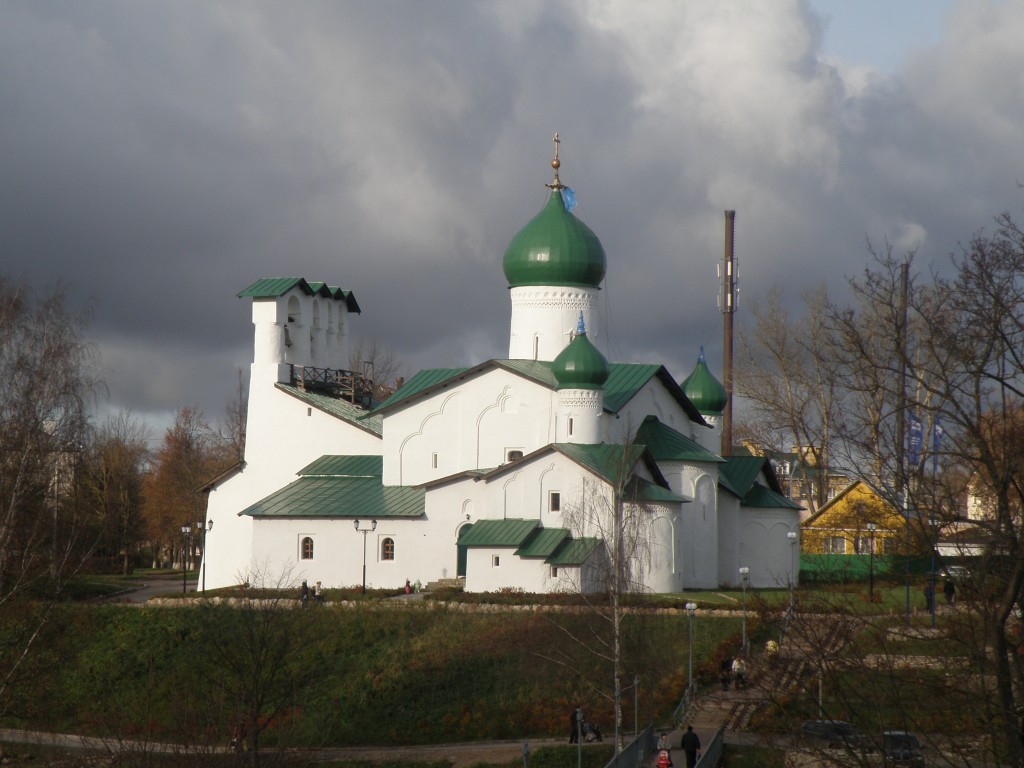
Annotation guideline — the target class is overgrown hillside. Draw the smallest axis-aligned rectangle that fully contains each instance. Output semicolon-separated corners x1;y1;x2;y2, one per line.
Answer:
1;603;740;749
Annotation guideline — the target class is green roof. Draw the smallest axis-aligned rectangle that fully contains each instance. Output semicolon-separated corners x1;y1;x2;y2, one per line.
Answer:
503;190;606;288
681;347;728;414
547;537;603;566
555;443;645;486
719;455;799;509
238;278;361;312
369;367;470;414
276;384;383;436
457;518;540;547
635;416;724;463
625;476;688;504
496;359;559;387
239;475;424;518
553;330;609;390
515;527;571;557
299;455;382;477
718;455;766;498
742;483;802;509
603;364;706;424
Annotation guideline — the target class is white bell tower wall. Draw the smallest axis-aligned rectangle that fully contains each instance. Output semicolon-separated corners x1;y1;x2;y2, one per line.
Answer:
555;389;603;444
509;285;599;362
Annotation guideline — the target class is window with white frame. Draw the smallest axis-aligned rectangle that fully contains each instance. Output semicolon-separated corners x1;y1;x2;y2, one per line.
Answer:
823;536;846;554
300;536;314;560
381;537;395;561
492;555;500;567
549;492;561;512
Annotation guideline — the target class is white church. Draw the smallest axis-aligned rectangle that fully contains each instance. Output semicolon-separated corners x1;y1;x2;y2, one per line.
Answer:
201;143;801;594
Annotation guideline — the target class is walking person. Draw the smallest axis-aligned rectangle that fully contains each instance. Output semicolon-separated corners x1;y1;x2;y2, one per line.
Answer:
944;578;956;605
300;580;309;604
680;725;701;768
568;705;581;743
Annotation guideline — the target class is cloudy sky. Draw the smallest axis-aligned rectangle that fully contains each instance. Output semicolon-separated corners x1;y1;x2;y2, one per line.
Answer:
3;0;1022;441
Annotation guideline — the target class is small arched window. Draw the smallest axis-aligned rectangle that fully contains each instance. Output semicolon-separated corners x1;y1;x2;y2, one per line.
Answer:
300;536;314;560
381;537;395;561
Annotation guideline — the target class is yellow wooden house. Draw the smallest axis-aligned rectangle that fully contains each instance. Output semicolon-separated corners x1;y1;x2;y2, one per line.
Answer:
801;480;909;555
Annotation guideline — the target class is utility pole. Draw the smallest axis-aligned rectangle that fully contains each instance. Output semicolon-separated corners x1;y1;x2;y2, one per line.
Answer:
720;210;737;454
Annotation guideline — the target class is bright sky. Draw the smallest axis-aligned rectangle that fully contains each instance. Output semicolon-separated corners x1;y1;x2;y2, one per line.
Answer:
810;0;955;72
2;1;1022;437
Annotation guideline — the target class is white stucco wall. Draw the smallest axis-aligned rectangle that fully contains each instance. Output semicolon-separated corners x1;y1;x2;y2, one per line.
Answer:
203;378;383;590
382;368;558;486
508;285;599;362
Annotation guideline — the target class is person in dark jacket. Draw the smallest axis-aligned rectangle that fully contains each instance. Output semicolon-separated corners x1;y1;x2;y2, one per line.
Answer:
680;725;701;768
569;705;581;743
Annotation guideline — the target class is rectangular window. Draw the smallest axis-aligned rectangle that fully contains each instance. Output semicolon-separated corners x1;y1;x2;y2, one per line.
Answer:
492;555;500;567
823;536;846;554
550;492;561;512
855;536;873;555
431;453;438;469
568;417;574;436
551;566;559;578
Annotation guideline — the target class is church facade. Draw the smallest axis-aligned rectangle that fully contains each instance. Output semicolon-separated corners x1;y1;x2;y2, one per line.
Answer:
201;145;801;594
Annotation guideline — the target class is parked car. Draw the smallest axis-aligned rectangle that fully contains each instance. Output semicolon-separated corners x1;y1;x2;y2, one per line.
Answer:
799;720;871;751
882;730;925;767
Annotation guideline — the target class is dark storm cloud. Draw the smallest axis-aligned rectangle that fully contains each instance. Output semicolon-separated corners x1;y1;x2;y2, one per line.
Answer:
3;1;1023;435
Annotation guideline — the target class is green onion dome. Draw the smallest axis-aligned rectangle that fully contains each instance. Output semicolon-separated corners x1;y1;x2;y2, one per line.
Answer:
503;190;607;288
553;315;610;390
682;346;728;414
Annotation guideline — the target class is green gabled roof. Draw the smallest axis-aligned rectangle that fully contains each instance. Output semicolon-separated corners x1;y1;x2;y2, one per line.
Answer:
603;364;707;425
299;455;382;477
625;476;688;504
369;367;470;414
240;475;424;518
603;363;661;412
457;518;540;547
496;359;558;387
239;277;313;298
718;455;765;498
555;443;645;486
306;283;362;313
547;537;603;566
276;384;383;436
742;483;803;510
238;278;361;313
515;527;571;557
719;455;794;507
635;416;724;464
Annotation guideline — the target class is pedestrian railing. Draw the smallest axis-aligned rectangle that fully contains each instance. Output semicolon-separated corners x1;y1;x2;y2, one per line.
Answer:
693;727;723;768
601;725;654;768
671;687;692;727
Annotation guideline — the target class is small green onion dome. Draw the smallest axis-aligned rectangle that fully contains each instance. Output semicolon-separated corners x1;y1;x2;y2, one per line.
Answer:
682;346;728;414
553;315;610;390
503;190;607;288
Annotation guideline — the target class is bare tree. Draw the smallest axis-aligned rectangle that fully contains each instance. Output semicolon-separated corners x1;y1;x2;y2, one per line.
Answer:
86;410;150;575
736;287;841;513
199;564;322;765
817;215;1024;765
218;367;248;465
349;337;405;402
552;443;660;749
0;277;100;597
0;277;101;717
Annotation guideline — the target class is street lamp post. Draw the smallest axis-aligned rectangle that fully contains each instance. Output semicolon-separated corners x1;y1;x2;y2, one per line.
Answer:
180;524;191;594
739;567;750;653
196;519;213;593
686;602;697;693
787;531;798;610
867;523;877;602
353;519;377;594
